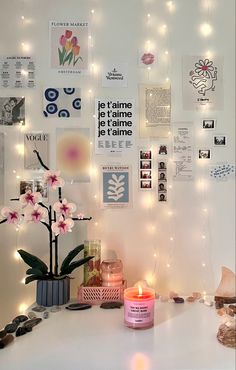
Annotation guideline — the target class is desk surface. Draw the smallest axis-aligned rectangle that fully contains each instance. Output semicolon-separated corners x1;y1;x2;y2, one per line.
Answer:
0;300;235;370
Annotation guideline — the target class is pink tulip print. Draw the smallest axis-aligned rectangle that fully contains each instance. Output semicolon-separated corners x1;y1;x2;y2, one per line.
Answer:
58;29;83;67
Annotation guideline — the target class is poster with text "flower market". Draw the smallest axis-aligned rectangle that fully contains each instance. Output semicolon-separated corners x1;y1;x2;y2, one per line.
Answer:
182;56;223;110
50;21;89;73
95;99;135;155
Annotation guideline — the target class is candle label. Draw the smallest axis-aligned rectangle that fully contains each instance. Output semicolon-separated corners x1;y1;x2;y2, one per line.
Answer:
125;301;154;324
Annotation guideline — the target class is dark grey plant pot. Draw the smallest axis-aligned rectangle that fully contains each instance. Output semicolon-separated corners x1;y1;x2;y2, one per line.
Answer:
36;278;70;307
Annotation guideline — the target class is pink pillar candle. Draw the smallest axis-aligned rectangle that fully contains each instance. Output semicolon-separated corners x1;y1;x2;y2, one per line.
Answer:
124;286;155;329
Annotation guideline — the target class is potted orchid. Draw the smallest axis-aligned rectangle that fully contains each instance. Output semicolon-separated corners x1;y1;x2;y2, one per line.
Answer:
0;150;93;307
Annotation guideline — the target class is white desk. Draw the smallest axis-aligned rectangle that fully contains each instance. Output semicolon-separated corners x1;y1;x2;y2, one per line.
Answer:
0;300;235;370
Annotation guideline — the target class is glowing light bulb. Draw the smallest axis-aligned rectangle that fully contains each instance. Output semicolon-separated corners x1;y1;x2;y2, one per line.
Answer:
21;42;30;52
21;15;25;20
166;77;170;82
202;262;206;267
147;13;151;18
170;237;174;241
200;22;212;37
203;208;208;213
94;194;97;199
16;144;24;156
202;235;206;240
18;303;27;313
153;253;157;257
165;50;169;55
94;222;98;227
16;175;20;179
21;278;25;284
167;210;173;216
169;184;172;189
88;89;92;95
14;250;21;260
167;263;171;268
13;170;16;174
91;9;95;14
147;66;151;70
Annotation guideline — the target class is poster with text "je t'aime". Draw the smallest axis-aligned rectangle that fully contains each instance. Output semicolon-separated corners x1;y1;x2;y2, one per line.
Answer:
95;99;135;155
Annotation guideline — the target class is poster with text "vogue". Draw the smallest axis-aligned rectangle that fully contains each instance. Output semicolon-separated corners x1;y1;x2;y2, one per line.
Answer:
95;99;135;155
172;123;194;181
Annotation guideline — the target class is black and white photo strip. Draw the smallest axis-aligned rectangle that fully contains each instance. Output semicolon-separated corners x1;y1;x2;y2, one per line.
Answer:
20;179;48;201
202;119;216;130
158;160;167;202
139;150;152;189
213;135;227;146
198;149;211;159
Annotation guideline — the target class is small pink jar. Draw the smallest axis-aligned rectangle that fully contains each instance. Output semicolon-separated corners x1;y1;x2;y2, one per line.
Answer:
100;259;123;287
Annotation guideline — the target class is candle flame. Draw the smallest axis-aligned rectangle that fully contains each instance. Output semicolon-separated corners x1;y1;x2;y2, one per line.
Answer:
138;285;143;296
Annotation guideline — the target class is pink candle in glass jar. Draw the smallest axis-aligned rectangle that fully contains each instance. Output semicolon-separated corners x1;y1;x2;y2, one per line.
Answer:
100;259;123;287
124;286;155;329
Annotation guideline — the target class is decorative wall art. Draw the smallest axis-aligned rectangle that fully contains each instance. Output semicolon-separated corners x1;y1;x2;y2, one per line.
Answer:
20;180;34;195
199;149;211;159
24;133;49;170
95;99;135;154
172;123;194;181
43;88;81;118
202;119;216;130
101;165;131;208
0;97;25;126
34;178;48;201
182;56;223;110
158;160;168;202
209;163;235;181
139;84;171;138
0;56;35;88
139;150;153;190
102;63;128;88
0;133;4;204
213;135;227;146
138;51;156;67
56;128;90;182
50;21;89;73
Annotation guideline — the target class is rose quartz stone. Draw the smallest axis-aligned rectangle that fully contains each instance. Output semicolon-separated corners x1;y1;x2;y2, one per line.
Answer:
186;296;195;302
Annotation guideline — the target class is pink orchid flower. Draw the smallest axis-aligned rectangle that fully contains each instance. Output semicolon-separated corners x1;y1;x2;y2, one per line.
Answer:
19;190;42;207
51;216;74;236
53;198;76;217
77;212;84;219
24;205;47;223
44;170;65;190
1;207;20;224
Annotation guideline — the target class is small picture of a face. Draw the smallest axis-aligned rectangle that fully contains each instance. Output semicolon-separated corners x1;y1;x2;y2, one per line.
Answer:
158;145;168;155
140;170;151;179
159;172;167;181
140;160;152;169
202;119;215;129
140;180;152;189
140;150;152;160
159;192;167;202
158;182;166;192
158;161;166;170
214;135;226;146
199;150;211;159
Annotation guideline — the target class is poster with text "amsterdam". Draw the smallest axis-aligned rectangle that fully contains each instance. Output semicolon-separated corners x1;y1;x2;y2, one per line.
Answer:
50;21;88;74
95;99;135;155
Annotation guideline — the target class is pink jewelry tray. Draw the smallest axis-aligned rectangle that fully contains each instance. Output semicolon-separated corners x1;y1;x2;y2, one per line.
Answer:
78;281;127;305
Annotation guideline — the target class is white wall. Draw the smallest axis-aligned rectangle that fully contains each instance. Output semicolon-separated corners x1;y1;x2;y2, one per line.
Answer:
0;0;235;328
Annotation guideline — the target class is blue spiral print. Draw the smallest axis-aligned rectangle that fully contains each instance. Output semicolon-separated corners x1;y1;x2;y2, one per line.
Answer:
63;88;75;95
45;88;59;102
72;98;81;110
46;103;58;114
58;109;70;117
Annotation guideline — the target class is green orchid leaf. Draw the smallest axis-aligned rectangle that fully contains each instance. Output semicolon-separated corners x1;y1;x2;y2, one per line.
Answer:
18;249;48;274
60;244;84;274
61;256;94;275
25;275;45;284
26;268;44;276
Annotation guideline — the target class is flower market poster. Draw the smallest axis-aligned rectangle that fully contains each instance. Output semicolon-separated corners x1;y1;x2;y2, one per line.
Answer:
50;21;89;73
182;56;223;110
